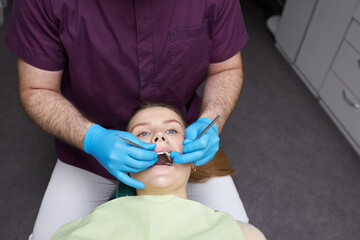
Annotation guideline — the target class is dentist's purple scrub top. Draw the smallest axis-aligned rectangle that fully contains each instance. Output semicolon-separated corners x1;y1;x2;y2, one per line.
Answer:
5;0;248;179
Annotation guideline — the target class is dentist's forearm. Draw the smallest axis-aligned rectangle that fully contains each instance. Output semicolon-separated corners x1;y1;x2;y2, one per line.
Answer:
18;59;93;150
20;89;93;149
200;53;244;134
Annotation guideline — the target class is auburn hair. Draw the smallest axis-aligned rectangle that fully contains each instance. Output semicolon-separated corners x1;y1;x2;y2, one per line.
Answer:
127;102;236;183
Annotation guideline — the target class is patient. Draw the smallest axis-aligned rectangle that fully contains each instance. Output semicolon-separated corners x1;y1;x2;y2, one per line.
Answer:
51;102;265;240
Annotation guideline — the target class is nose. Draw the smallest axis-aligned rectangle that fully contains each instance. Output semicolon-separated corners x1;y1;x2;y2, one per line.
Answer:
153;132;167;143
154;136;165;142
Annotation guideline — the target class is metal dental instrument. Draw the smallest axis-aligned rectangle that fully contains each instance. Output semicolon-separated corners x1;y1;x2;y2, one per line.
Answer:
116;134;146;149
194;115;221;140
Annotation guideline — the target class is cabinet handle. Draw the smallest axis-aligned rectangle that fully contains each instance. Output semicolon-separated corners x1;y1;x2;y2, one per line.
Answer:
343;89;360;109
358;59;360;69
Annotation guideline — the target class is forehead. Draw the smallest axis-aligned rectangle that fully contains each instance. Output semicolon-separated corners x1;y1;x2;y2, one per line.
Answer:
129;106;183;127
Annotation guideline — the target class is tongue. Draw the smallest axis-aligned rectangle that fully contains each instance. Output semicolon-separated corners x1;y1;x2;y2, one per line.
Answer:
154;153;173;166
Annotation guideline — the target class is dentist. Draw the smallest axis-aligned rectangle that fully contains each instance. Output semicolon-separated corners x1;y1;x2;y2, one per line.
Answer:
5;0;249;239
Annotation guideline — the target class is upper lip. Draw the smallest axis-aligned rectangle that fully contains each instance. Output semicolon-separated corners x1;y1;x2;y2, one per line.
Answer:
154;148;172;153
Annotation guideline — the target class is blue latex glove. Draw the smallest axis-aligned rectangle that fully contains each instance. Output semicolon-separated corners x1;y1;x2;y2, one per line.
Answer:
84;124;158;189
171;118;219;166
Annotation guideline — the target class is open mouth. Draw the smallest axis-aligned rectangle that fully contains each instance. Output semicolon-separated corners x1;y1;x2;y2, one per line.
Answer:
154;152;174;166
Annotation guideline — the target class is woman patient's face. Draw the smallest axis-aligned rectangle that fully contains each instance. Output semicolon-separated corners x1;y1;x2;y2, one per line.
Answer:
128;106;192;191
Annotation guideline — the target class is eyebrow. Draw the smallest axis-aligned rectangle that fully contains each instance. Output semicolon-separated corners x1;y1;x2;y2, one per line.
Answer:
130;119;184;132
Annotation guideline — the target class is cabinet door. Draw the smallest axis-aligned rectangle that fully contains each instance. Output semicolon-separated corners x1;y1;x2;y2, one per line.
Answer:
355;3;360;22
319;71;360;149
276;0;318;62
295;0;359;91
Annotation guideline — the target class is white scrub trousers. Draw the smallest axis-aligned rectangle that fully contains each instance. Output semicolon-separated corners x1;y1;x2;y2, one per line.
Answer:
30;160;249;240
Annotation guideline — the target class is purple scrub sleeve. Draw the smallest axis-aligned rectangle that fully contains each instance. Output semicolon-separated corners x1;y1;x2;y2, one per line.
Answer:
5;0;66;71
211;0;248;63
5;0;248;179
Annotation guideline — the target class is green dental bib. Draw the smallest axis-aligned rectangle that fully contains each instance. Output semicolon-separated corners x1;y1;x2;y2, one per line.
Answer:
51;195;244;240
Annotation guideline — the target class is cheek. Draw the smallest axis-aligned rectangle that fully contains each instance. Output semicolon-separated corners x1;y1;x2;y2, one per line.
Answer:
129;171;146;183
137;136;152;143
170;135;184;152
175;164;192;179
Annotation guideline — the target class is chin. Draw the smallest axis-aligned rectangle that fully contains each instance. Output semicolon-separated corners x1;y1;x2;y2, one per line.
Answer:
144;174;177;189
131;164;191;191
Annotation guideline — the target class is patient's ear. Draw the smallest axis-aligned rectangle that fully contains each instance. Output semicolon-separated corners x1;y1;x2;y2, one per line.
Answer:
237;222;266;240
191;164;196;173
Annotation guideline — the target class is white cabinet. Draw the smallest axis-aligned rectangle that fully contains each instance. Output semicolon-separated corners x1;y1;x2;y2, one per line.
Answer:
275;0;318;62
296;0;359;92
356;3;360;22
319;71;360;150
275;0;360;156
332;40;360;98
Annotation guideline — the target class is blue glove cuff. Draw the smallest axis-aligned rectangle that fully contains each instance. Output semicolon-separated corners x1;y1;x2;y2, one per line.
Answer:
199;117;219;135
84;124;102;153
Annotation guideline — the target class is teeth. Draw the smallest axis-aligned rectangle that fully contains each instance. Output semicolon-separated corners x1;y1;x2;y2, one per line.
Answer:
156;151;173;166
157;151;170;157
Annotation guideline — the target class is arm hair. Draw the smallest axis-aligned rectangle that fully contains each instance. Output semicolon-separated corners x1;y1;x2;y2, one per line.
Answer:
200;52;244;133
18;58;93;150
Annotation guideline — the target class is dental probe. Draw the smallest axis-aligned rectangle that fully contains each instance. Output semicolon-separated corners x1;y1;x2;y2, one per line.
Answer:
194;115;221;140
116;134;146;149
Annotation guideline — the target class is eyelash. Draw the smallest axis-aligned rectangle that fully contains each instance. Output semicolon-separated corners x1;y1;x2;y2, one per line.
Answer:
138;132;150;137
137;129;177;137
166;129;177;134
